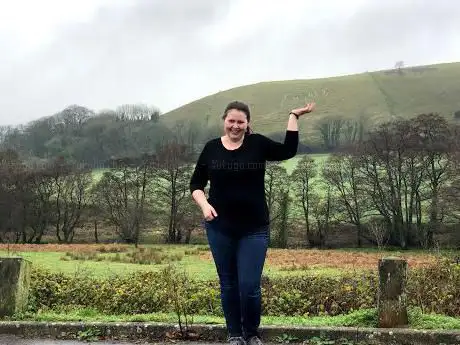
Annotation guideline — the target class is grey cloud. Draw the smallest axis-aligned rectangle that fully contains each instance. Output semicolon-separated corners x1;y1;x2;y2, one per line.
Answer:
337;0;460;53
0;0;459;126
311;0;460;71
0;0;231;125
283;0;458;80
168;0;460;86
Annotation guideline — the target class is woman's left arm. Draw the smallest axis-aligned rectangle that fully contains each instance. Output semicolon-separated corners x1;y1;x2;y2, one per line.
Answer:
264;102;316;161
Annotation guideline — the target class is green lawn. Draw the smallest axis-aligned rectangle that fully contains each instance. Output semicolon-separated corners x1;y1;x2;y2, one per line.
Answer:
3;244;458;332
279;153;329;174
1;245;216;279
90;153;328;182
0;246;346;280
0;243;445;281
0;250;160;278
12;307;460;330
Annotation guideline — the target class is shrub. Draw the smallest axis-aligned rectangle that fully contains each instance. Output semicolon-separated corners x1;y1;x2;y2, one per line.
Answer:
28;267;221;315
60;247;183;265
97;245;128;253
61;251;103;261
407;256;460;316
261;272;378;316
124;247;183;265
27;258;460;317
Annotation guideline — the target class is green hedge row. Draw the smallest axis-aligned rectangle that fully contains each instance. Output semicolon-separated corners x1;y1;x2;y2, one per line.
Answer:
27;258;460;317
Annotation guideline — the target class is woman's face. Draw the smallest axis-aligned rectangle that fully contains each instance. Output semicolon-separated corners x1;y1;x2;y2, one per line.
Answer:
224;109;248;141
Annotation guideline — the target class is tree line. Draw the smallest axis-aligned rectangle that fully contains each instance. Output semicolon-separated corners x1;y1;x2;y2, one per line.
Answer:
236;112;459;250
0;138;204;245
0;103;218;164
1;112;459;249
269;112;459;249
0;103;367;163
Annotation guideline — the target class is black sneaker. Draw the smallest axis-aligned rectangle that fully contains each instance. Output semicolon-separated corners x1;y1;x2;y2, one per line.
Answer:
228;336;246;345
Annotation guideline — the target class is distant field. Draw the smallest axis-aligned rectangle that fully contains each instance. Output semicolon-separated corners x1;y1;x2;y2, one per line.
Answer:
159;61;460;144
90;153;328;183
0;243;440;280
279;153;329;174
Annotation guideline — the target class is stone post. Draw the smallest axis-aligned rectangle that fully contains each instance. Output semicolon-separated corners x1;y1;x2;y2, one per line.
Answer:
377;256;408;328
0;257;32;317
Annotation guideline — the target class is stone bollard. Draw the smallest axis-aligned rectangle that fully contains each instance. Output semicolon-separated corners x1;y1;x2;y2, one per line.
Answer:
377;256;408;328
0;257;32;317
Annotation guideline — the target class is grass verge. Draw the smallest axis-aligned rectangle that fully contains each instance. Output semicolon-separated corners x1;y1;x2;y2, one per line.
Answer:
8;307;460;330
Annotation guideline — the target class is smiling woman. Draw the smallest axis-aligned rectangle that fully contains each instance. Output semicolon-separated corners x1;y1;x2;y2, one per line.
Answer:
221;101;253;144
189;99;315;345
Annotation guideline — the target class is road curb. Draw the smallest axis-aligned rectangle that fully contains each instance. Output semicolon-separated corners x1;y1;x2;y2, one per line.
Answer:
0;321;460;344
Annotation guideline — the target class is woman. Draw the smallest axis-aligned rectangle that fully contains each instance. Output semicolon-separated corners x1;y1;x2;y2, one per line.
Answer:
189;100;315;345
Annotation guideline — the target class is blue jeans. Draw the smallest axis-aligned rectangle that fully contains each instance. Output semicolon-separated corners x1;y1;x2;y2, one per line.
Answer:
204;219;269;339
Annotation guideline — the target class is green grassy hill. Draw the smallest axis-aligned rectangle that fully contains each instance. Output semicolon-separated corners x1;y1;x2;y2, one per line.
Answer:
159;61;460;143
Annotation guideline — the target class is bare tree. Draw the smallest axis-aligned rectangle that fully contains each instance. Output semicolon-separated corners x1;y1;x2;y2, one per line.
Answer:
315;116;344;150
274;189;291;248
0;150;55;244
342;119;365;145
349;113;456;249
115;104;160;122
54;104;94;134
265;163;289;223
152;141;195;243
0;150;27;243
0;125;10;148
353;119;420;249
394;60;405;75
264;162;290;247
93;154;155;245
22;166;55;243
367;216;390;250
439;143;460;224
323;152;371;247
49;159;92;243
410;113;456;247
315;116;364;151
291;155;317;246
309;184;334;248
174;196;203;244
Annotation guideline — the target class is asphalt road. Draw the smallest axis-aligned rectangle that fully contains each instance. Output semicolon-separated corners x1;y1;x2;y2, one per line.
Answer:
0;335;163;345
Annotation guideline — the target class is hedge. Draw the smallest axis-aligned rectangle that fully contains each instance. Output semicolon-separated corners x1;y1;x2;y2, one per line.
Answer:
27;258;460;317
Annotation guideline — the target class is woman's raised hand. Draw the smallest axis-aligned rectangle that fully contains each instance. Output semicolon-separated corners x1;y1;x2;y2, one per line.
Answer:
291;102;316;117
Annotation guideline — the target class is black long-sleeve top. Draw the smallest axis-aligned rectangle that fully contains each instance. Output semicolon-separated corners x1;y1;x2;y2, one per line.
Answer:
189;130;298;231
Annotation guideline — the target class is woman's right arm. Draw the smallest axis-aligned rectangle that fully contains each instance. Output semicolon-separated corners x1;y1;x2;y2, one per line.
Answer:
191;189;209;210
189;143;209;198
189;143;218;220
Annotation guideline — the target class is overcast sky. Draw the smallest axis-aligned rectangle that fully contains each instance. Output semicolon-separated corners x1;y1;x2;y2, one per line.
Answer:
0;0;459;126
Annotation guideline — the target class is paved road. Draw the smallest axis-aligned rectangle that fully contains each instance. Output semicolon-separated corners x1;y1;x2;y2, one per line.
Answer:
0;335;162;345
0;336;231;345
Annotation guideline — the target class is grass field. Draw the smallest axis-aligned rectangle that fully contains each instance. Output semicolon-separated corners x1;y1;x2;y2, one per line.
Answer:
16;307;460;331
159;61;460;143
89;153;328;185
279;153;329;174
0;243;442;280
2;243;459;330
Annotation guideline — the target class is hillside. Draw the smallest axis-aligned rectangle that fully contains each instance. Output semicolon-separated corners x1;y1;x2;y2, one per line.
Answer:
159;61;460;143
2;61;459;162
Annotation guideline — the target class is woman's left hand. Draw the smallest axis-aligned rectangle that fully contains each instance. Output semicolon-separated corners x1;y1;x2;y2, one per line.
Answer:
291;102;316;117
